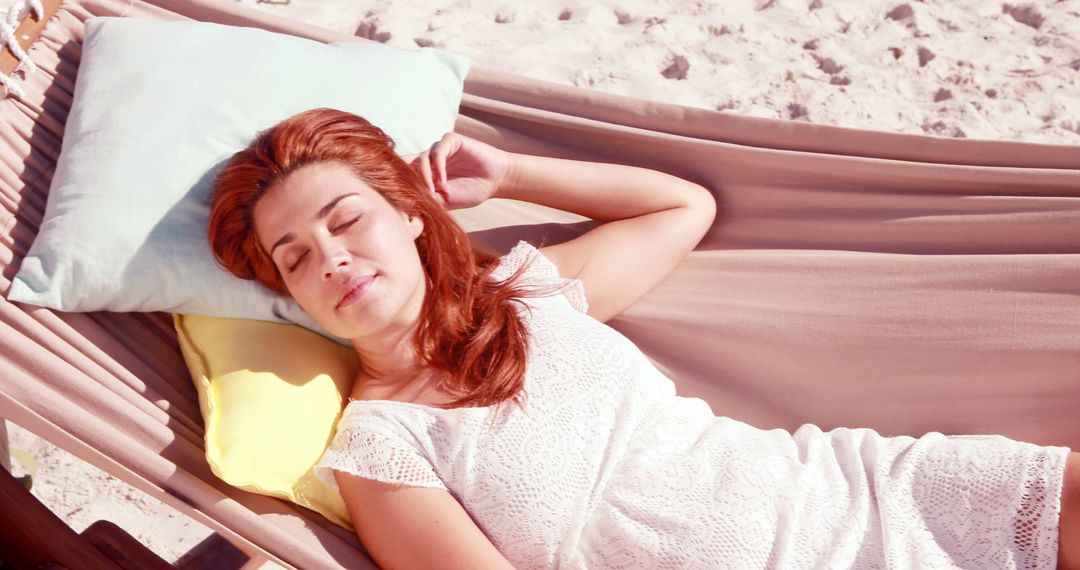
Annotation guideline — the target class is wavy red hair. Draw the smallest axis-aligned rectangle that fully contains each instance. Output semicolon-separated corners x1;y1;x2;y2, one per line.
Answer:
208;108;531;408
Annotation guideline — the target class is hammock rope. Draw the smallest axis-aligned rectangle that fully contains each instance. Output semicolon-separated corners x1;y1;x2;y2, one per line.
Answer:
0;0;44;99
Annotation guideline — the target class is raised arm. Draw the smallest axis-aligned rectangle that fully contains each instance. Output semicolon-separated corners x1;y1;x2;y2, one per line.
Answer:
407;133;716;322
497;153;716;321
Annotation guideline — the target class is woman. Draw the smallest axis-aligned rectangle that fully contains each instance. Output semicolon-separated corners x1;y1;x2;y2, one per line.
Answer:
209;108;1078;569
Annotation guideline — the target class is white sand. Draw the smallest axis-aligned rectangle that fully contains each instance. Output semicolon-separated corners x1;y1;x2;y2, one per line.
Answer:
5;421;218;562
4;0;1079;565
241;0;1080;144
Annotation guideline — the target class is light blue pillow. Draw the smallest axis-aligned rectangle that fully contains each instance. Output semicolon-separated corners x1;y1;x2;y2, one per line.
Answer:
8;17;470;334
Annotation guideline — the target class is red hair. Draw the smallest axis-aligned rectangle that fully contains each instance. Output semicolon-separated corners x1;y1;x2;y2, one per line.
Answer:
209;108;531;408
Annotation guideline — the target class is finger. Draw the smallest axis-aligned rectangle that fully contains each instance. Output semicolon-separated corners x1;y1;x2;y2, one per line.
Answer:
419;155;444;204
430;133;457;186
428;151;443;190
416;150;435;194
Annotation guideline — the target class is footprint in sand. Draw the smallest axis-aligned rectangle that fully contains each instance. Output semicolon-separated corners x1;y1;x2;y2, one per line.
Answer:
886;4;915;24
1003;4;1044;30
917;46;935;67
1059;120;1080;136
923;120;967;138
355;20;391;43
816;56;844;75
662;55;690;80
644;17;668;32
495;10;514;24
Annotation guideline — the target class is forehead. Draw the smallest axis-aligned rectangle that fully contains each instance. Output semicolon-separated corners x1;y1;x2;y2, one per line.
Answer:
271;162;377;206
252;162;383;243
259;162;385;214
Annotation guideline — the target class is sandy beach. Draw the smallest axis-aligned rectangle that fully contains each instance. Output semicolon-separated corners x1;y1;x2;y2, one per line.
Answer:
4;0;1079;564
248;0;1080;144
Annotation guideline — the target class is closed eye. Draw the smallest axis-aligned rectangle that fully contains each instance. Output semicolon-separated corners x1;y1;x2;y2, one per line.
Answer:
287;250;308;273
282;214;360;273
332;216;361;234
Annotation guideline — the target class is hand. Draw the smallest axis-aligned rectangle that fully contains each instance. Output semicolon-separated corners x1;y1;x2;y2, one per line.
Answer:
401;132;512;210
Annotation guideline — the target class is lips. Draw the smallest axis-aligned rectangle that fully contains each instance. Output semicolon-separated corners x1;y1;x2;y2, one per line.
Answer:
336;275;376;309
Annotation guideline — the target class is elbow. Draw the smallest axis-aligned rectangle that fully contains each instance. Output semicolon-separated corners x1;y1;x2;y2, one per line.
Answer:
698;183;718;225
685;182;717;246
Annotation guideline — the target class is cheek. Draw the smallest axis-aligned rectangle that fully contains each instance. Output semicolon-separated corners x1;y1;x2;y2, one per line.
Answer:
383;219;424;262
283;275;323;313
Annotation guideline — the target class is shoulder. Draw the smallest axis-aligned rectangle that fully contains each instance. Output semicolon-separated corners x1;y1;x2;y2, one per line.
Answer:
314;403;446;491
489;241;552;282
489;241;589;313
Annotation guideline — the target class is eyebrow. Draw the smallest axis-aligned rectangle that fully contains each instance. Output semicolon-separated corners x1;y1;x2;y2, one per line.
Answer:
268;192;361;258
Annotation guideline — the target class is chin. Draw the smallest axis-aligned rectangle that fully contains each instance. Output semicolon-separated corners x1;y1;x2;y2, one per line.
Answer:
321;307;383;341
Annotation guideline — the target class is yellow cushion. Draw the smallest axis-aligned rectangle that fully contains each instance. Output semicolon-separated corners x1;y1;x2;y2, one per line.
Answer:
173;314;357;529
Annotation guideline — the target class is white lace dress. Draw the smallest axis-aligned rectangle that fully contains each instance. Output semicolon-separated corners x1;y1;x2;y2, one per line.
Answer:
314;241;1070;569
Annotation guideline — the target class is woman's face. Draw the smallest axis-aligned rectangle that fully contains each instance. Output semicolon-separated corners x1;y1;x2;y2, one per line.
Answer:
253;161;427;341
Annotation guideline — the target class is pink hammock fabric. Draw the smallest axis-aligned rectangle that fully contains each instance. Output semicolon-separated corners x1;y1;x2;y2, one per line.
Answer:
1;0;1077;567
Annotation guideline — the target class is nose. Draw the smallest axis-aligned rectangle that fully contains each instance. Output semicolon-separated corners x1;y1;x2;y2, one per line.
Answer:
318;240;350;281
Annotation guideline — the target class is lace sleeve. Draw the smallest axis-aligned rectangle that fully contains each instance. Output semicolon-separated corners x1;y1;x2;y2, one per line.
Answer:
313;421;447;491
489;240;589;313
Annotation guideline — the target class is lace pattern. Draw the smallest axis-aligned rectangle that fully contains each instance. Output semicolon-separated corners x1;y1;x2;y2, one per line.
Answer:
315;423;447;491
312;243;1070;569
904;434;1067;569
490;241;589;313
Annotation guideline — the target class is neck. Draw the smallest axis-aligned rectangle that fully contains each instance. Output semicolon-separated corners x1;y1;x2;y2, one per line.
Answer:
351;317;422;377
349;318;447;403
347;267;441;401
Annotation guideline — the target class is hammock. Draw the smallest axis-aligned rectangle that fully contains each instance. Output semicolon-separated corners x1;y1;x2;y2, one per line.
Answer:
1;0;1078;567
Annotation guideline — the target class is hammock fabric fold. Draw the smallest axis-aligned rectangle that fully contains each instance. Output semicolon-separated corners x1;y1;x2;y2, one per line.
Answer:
1;0;1077;567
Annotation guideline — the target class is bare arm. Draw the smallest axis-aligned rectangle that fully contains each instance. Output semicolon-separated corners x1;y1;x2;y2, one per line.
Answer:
407;133;716;322
336;472;513;569
497;153;716;322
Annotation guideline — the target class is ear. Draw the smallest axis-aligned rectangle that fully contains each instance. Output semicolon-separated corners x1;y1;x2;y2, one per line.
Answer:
405;212;424;240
